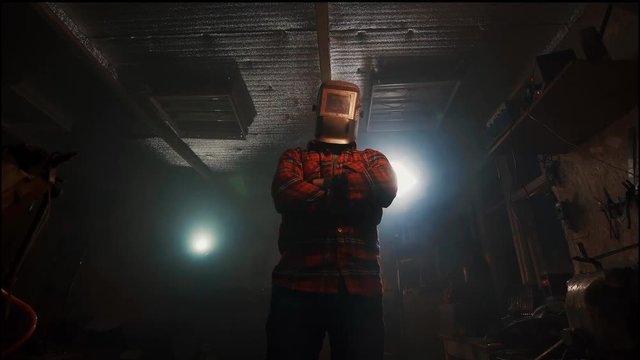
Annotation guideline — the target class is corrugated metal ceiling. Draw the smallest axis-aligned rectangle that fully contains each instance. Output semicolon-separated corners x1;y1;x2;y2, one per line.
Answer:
47;2;583;172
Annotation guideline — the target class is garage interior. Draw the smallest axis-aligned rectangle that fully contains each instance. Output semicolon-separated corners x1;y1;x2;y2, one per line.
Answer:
1;3;638;360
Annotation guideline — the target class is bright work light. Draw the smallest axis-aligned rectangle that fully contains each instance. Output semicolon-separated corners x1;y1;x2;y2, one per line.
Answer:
390;160;419;198
190;230;214;255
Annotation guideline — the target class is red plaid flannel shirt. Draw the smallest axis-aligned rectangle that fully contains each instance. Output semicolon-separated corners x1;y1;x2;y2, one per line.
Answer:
271;141;397;297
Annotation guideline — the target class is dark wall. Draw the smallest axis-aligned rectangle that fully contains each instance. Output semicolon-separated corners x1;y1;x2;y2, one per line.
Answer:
2;5;281;357
7;104;282;358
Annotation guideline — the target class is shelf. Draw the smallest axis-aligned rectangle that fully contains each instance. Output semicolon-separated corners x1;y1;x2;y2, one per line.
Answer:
488;60;638;156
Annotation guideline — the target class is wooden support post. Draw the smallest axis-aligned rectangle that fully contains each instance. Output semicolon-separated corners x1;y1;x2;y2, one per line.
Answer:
496;156;537;285
315;3;331;83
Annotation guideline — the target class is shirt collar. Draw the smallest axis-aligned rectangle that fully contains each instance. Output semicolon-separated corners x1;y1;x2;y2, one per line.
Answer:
307;140;356;154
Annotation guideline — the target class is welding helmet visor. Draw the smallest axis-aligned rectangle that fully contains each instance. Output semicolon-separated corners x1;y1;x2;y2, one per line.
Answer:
315;80;361;144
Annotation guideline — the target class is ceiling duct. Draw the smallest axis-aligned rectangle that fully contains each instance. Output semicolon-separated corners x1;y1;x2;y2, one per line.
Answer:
367;81;460;132
366;57;463;132
119;58;256;140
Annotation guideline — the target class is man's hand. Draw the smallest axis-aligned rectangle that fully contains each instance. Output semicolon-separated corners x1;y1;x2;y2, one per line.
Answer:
311;176;348;198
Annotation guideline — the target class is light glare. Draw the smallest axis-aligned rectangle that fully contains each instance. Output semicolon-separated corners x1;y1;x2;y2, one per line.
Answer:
190;231;213;255
391;161;418;198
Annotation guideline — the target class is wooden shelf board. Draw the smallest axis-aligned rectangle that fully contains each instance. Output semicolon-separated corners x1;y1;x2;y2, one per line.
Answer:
488;60;639;156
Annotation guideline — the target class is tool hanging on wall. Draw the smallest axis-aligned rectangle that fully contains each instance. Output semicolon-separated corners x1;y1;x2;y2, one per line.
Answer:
623;180;638;229
600;188;621;240
599;185;631;240
598;180;638;241
572;242;603;270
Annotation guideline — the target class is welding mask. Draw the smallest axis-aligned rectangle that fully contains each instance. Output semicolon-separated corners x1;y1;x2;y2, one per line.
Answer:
314;80;361;144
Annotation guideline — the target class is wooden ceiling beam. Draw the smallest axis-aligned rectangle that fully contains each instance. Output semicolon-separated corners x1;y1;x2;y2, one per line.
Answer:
315;3;331;83
29;3;216;182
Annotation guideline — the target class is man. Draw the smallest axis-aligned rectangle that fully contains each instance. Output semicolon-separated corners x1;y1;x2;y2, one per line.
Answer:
266;80;397;360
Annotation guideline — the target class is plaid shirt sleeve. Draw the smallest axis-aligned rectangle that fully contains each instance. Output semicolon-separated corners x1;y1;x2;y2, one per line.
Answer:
271;148;326;214
343;149;397;208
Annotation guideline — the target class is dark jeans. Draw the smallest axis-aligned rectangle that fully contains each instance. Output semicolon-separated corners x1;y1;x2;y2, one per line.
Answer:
265;279;384;360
